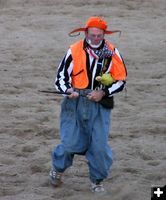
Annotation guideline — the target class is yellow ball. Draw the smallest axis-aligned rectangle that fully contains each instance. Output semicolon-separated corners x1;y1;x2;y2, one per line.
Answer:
100;73;114;86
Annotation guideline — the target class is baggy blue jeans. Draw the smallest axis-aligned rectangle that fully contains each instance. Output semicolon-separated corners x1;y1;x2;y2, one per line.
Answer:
51;90;113;183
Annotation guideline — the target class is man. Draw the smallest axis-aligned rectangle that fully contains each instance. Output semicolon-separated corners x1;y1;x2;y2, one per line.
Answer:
49;16;127;192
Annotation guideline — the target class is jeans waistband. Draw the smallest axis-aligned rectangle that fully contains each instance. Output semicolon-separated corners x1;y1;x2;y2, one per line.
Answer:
74;89;92;96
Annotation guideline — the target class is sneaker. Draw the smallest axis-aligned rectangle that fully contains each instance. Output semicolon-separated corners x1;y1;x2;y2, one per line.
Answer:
91;182;105;193
49;169;62;186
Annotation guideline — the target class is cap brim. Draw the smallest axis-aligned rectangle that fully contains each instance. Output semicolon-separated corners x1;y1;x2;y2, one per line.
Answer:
69;28;86;36
105;30;121;35
69;28;121;36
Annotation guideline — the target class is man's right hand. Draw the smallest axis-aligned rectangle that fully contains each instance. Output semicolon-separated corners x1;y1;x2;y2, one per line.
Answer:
66;88;79;99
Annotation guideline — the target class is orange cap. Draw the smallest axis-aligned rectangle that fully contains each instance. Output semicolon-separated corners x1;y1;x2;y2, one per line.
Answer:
69;16;121;36
85;16;107;30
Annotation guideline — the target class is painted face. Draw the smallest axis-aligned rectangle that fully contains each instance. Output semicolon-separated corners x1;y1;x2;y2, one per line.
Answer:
85;27;104;46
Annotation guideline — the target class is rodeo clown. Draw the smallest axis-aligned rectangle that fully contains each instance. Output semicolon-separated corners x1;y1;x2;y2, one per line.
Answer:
49;16;127;193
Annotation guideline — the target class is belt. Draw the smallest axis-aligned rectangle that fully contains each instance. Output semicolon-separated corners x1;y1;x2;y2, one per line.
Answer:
74;89;92;96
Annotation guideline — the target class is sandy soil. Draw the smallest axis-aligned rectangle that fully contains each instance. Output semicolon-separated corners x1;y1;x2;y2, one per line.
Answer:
0;0;166;199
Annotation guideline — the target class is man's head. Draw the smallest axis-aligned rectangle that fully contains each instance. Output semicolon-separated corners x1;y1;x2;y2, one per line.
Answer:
69;16;121;43
84;17;107;47
85;27;104;47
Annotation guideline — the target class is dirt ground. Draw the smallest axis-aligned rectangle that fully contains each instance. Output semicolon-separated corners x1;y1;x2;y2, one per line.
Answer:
0;0;166;199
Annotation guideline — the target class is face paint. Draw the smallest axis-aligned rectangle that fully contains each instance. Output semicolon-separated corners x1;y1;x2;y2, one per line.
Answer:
85;27;104;48
86;38;103;48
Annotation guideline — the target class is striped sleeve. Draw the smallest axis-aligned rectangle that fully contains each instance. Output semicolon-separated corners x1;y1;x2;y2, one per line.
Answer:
55;49;73;92
104;80;126;96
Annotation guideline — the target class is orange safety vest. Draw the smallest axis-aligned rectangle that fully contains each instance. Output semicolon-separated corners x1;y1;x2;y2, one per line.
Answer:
70;40;126;89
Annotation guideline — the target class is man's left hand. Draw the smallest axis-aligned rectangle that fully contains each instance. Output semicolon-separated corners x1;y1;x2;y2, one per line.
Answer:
87;90;105;102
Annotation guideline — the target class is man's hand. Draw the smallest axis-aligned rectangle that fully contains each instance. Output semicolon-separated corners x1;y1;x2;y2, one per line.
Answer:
66;88;79;99
87;90;105;102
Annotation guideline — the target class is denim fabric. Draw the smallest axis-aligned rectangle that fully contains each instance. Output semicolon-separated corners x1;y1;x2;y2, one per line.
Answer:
51;92;113;182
